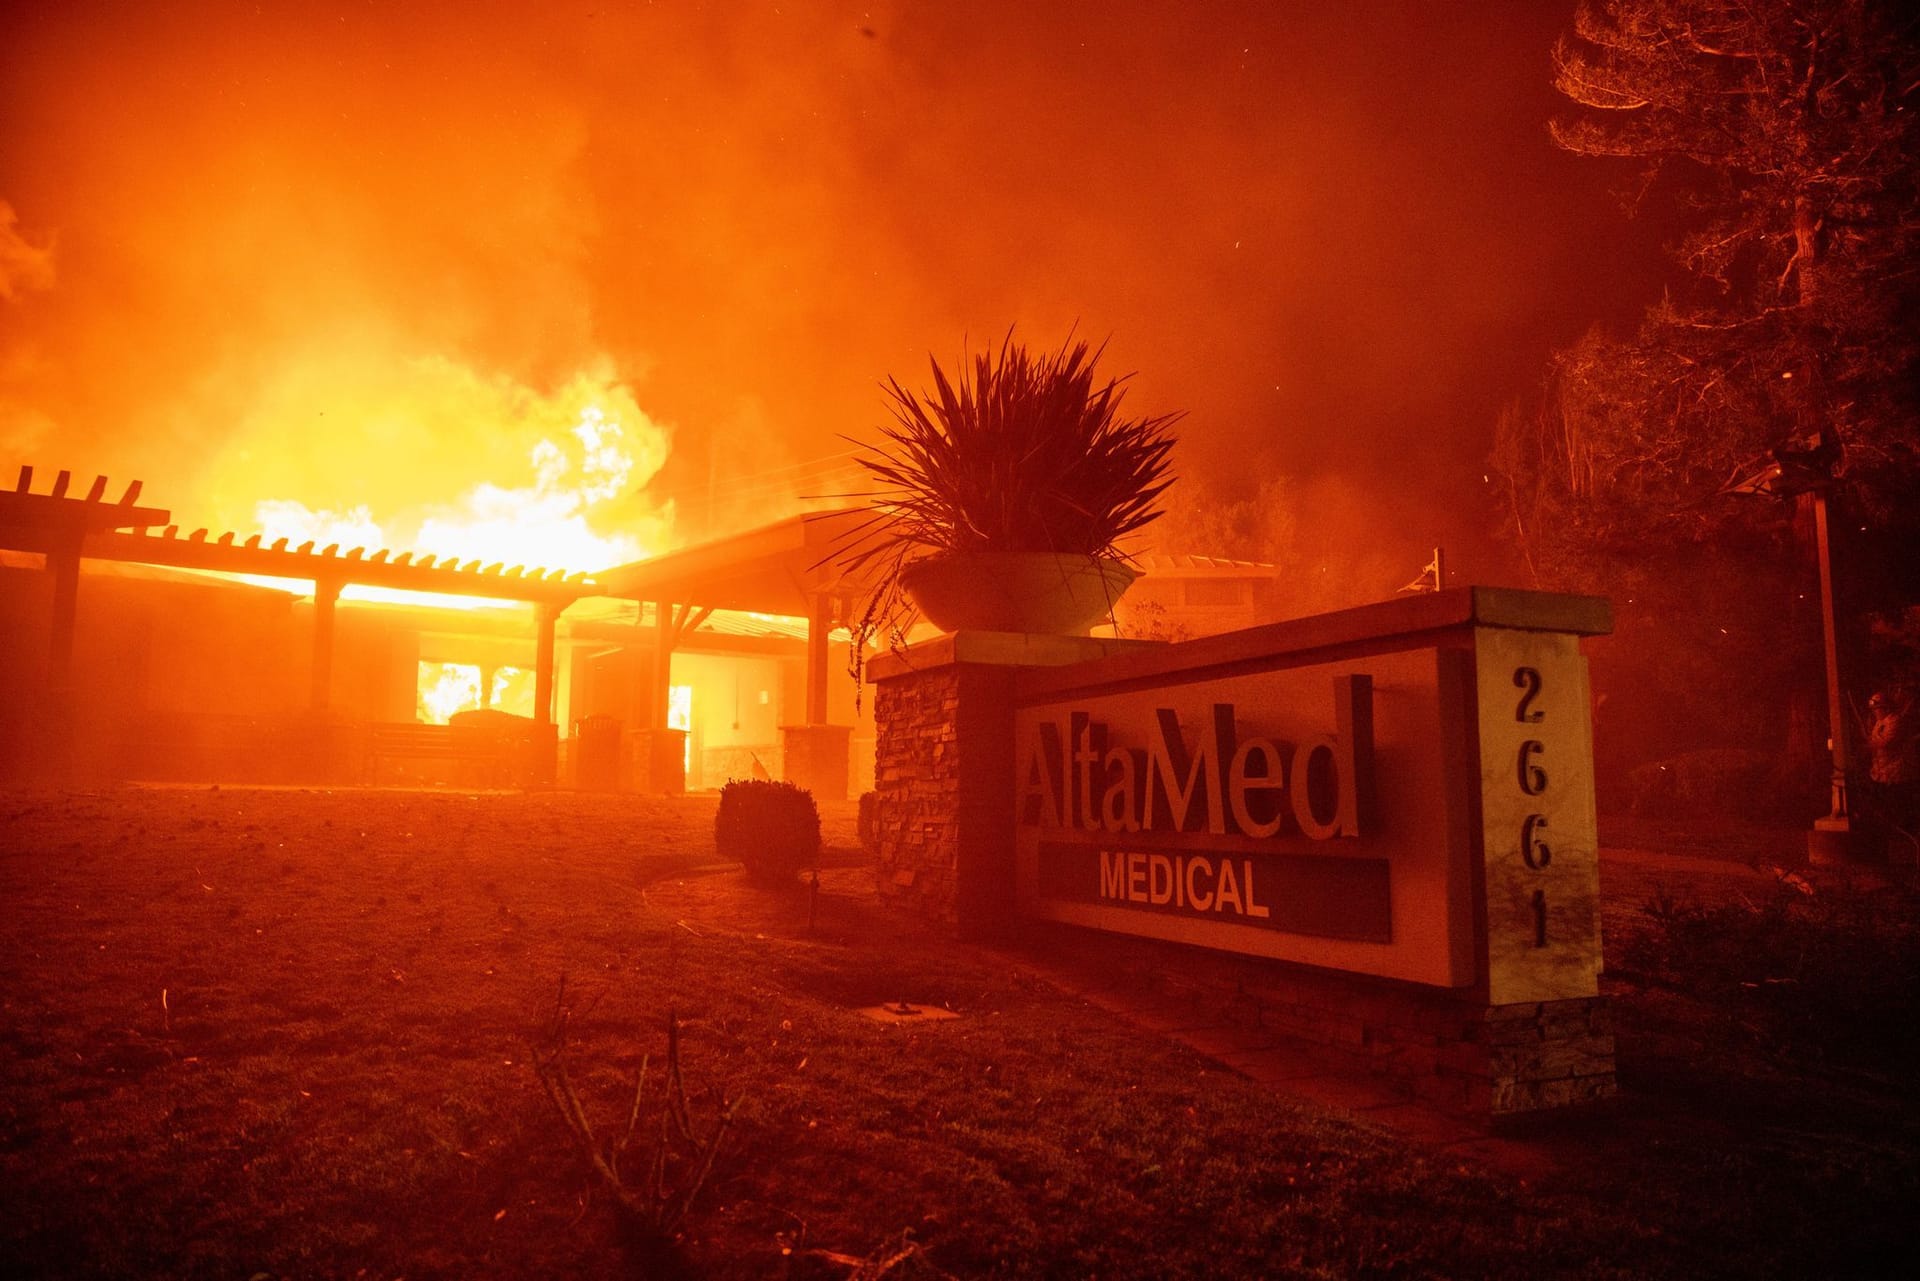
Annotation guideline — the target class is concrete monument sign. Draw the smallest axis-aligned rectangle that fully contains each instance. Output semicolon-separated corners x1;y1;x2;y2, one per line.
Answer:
870;588;1615;1118
1010;611;1601;1003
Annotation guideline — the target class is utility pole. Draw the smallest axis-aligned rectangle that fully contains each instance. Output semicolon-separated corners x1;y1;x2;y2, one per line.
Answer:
1722;431;1859;864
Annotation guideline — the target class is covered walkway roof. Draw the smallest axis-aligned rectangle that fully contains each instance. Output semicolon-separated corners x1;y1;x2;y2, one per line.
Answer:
596;507;888;730
596;507;881;614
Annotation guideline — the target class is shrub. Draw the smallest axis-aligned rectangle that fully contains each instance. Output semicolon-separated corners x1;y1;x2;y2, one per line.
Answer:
855;333;1180;562
715;779;820;886
1621;871;1920;1068
1625;748;1783;819
531;992;740;1269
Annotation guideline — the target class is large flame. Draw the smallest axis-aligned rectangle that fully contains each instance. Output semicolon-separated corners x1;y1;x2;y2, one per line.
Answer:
216;358;673;609
414;662;536;721
416;662;482;723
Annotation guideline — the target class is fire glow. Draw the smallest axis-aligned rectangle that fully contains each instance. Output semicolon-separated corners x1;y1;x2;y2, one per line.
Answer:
234;397;670;610
415;662;535;722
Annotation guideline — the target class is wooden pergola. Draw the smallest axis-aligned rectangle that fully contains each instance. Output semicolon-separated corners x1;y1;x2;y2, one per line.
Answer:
87;521;603;722
2;465;607;774
5;464;887;792
0;468;171;706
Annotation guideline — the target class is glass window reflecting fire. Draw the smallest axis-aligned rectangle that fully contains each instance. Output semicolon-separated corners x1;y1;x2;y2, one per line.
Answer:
417;662;481;723
416;661;536;723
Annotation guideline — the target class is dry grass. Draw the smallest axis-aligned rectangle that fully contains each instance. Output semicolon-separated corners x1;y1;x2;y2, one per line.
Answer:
1;786;1915;1279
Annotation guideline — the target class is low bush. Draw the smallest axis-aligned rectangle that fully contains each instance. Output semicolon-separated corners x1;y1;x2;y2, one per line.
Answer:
1621;870;1920;1068
715;778;820;886
1624;748;1801;820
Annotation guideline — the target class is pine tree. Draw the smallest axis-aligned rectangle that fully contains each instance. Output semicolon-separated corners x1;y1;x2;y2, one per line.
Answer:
1502;0;1919;567
1494;1;1920;787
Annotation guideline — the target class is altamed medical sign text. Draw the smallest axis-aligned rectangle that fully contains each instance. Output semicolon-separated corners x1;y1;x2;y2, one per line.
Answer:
1007;596;1604;995
1016;676;1373;843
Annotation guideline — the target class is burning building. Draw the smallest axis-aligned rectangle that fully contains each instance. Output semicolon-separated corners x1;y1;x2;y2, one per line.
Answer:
1;454;1276;799
0;452;882;797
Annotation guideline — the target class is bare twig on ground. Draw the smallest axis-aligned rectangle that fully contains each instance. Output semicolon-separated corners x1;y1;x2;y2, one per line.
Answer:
530;976;741;1247
810;1229;953;1280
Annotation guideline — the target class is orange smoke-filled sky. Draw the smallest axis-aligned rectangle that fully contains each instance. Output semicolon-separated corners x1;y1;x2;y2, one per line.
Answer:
0;0;1659;562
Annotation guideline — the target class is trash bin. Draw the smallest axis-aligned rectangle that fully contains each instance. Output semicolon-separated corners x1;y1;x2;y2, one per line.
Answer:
573;714;622;791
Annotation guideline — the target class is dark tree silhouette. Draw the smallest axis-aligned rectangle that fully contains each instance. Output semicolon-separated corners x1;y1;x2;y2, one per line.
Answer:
1493;0;1920;793
1499;0;1919;569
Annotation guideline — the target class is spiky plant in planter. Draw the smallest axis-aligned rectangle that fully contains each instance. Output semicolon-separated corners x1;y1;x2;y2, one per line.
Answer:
844;333;1180;659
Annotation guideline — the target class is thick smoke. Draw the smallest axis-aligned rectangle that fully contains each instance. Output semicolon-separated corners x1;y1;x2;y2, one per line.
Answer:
0;0;1657;581
0;201;54;301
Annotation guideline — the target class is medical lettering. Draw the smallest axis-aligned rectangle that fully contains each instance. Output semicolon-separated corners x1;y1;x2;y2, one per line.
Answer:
1095;850;1274;919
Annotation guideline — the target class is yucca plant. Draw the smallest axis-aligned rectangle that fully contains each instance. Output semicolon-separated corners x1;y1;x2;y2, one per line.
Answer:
862;333;1179;556
840;332;1181;669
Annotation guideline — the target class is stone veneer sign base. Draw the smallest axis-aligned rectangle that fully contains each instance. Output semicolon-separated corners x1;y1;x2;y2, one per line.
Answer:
869;588;1617;1124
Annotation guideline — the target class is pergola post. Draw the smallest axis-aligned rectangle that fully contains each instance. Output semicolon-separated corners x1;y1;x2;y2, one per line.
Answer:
46;531;82;701
43;530;83;779
534;605;558;728
310;578;341;714
531;602;560;786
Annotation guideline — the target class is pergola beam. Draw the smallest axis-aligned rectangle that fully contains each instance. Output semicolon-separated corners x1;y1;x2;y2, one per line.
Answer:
84;528;600;606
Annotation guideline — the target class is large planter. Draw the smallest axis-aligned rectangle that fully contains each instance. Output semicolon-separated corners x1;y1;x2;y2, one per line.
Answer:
899;552;1139;635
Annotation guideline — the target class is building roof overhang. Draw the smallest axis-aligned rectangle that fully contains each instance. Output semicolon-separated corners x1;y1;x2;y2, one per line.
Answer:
597;507;883;614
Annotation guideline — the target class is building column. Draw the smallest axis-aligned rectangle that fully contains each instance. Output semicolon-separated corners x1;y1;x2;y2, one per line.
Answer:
652;599;675;729
627;600;685;795
782;591;849;800
805;590;832;726
629;618;651;731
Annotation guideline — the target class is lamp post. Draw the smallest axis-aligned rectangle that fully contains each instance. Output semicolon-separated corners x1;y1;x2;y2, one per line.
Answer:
1722;430;1859;864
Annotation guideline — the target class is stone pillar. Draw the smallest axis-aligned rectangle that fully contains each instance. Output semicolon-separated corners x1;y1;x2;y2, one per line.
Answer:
781;723;852;802
869;632;1147;934
1474;998;1617;1117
